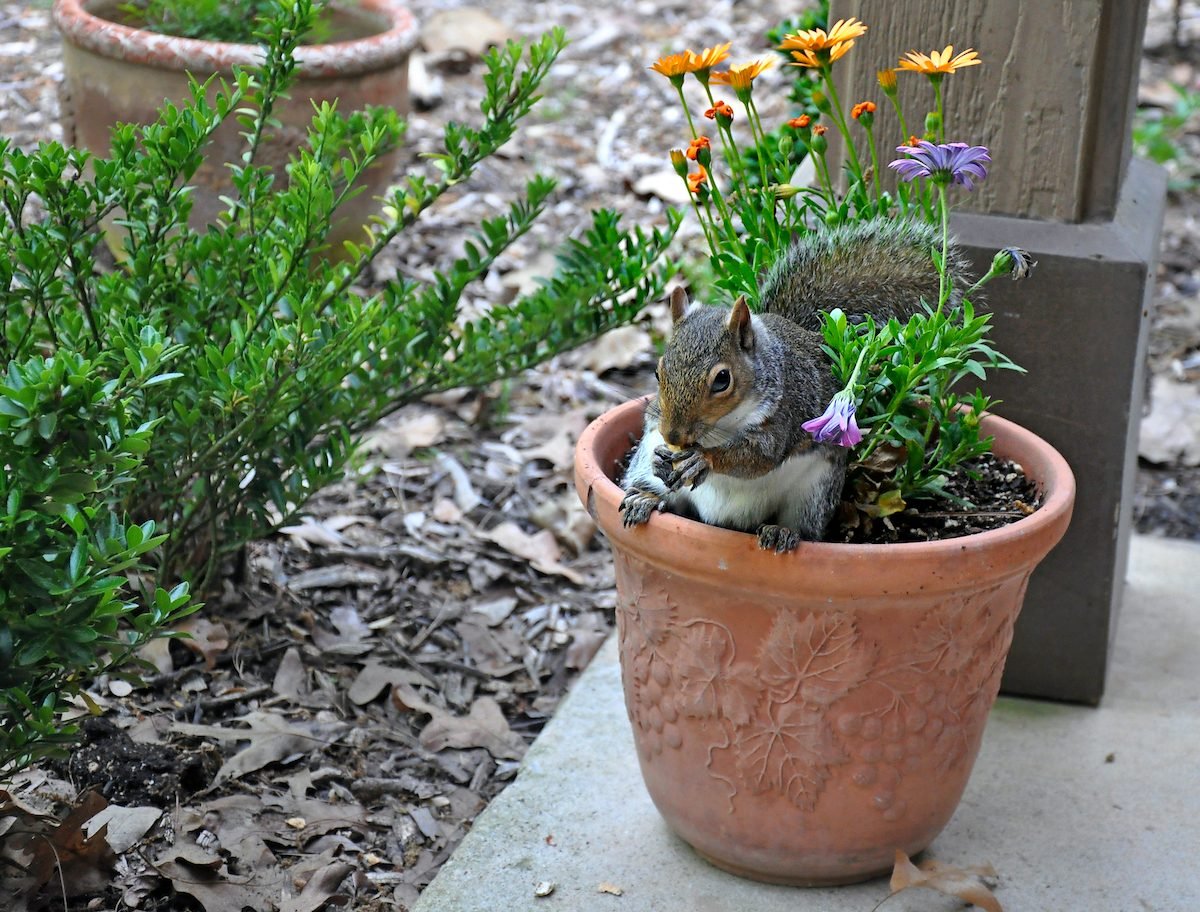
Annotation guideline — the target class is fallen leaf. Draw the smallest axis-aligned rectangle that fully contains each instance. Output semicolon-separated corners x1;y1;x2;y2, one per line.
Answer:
598;881;624;895
170;712;351;786
577;325;653;375
278;516;347;548
178;617;230;670
279;858;354;912
482;521;584;583
890;849;1003;912
273;647;308;701
470;595;518;627
4;790;115;899
155;847;281;912
348;661;429;705
83;804;163;854
361;410;446;456
436;452;482;513
419;696;527;760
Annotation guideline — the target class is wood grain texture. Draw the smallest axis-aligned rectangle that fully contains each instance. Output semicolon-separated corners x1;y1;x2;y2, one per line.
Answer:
827;0;1147;222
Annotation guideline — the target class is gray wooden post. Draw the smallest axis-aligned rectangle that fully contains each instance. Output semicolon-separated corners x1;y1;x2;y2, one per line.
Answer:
829;0;1166;702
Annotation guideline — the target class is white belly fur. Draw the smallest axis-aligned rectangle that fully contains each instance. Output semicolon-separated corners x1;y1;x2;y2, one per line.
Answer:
685;450;836;532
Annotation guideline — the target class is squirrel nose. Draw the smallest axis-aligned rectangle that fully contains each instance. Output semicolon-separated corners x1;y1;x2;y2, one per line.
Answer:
666;429;683;447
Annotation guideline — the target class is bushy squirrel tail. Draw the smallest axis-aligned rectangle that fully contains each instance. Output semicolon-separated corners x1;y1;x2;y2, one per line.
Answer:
759;218;970;330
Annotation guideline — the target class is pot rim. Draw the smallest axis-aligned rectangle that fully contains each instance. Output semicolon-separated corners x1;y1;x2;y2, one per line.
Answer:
575;396;1076;593
53;0;418;78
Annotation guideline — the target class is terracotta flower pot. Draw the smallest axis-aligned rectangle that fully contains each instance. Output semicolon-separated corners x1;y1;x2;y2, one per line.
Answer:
574;397;1075;885
53;0;416;250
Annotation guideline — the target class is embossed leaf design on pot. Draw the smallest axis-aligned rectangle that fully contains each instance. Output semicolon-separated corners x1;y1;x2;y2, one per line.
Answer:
675;621;759;725
734;702;847;810
759;611;875;705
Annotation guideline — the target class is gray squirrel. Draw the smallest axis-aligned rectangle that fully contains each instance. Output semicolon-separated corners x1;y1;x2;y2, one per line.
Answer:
619;218;969;551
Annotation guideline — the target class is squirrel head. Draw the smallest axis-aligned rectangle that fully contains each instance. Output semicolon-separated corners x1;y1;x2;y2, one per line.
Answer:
654;288;765;450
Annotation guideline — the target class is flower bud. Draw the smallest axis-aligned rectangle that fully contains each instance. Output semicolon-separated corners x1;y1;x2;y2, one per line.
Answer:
993;247;1037;280
924;111;942;135
809;124;828;154
876;68;898;95
669;149;688;177
772;183;799;200
778;135;794;158
811;90;831;113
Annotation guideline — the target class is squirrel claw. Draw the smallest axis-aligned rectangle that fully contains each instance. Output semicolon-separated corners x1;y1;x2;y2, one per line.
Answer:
653;445;710;492
619;487;665;527
758;524;801;553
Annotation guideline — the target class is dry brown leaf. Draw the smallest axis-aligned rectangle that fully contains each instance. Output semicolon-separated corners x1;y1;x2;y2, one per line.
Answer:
890;849;1003;912
178;617;230;670
361;410;446;456
419;696;527;760
83;804;163;854
3;790;116;900
155;848;281;912
273;647;308;701
171;712;351;786
279;858;354;912
577;325;653;375
482;521;584;583
348;661;429;705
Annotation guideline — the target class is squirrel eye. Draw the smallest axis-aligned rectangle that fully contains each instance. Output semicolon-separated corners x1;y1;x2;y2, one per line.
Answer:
710;368;731;394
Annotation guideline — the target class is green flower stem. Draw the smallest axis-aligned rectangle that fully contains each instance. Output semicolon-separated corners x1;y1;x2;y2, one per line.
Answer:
675;84;699;140
937;183;950;313
819;65;865;184
812;147;837;209
932;75;945;142
706;179;744;255
886;91;910;143
686;187;720;256
743;96;771;188
864;123;882;204
701;82;746;182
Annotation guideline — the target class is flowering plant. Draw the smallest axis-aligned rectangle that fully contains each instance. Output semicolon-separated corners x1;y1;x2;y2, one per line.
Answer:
651;19;1033;521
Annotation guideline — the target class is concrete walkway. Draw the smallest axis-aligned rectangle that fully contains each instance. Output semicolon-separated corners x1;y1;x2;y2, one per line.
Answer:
414;535;1200;911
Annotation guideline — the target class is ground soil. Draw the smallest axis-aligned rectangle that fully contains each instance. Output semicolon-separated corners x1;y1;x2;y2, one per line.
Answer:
1;0;1198;909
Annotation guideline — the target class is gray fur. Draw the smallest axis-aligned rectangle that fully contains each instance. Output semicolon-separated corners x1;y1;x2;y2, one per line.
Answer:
760;219;970;329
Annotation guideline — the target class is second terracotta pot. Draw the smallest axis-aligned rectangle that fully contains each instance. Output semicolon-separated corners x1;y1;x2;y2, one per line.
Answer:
574;397;1074;885
53;0;416;249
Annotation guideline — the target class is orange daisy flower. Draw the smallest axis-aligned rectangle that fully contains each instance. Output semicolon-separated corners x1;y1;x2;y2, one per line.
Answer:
704;100;735;121
876;68;898;92
907;134;922;146
686;166;709;194
787;115;811;129
851;101;876;120
650;50;696;80
812;124;828;136
690;42;731;73
778;17;866;68
685;136;711;161
710;57;775;94
898;45;982;75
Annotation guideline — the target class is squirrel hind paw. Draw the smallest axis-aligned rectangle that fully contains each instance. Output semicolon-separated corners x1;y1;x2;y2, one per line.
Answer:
619;488;665;527
757;524;802;553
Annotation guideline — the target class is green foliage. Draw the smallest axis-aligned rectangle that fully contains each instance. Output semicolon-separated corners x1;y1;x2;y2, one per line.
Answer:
1133;83;1200;191
1;0;676;776
0;343;196;778
818;301;1022;509
116;0;318;43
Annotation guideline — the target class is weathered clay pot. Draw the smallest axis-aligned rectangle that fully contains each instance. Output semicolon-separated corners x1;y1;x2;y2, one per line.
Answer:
53;0;416;249
574;397;1074;885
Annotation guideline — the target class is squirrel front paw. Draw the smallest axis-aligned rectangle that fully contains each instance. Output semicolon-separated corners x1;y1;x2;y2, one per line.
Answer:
619;487;666;527
757;524;802;553
652;445;710;492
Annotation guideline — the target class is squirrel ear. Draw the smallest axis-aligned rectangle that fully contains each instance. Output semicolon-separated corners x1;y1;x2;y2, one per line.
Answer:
669;286;690;324
727;295;754;351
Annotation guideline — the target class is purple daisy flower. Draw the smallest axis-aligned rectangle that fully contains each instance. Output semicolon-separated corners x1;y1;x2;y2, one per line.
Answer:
888;140;991;190
802;391;863;447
